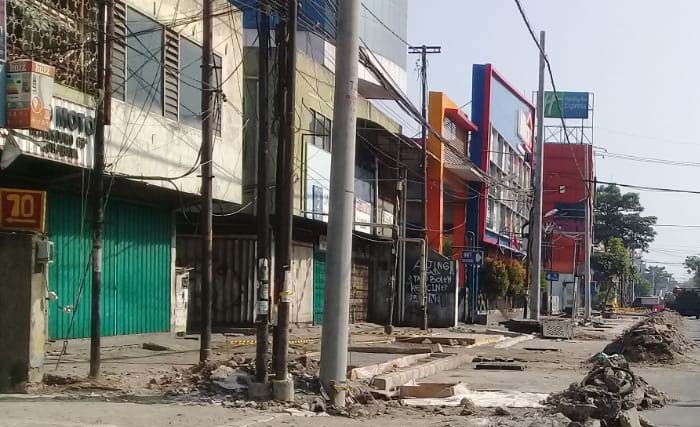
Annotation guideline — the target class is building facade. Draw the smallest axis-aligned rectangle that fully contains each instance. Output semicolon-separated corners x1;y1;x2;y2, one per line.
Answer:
468;64;535;318
0;0;245;338
230;1;411;326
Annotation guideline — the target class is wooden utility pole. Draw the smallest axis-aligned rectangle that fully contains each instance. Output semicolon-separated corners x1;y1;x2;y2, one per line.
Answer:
408;44;440;331
200;0;215;362
255;0;271;384
271;0;296;402
90;0;112;379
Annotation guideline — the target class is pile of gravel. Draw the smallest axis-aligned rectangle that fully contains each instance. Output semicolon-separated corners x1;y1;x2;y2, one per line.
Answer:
601;311;694;363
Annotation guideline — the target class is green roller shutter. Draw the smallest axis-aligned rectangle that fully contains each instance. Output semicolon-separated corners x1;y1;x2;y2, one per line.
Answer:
313;246;326;325
47;192;171;339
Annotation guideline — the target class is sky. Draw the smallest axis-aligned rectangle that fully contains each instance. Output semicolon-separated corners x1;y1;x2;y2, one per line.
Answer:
402;0;700;280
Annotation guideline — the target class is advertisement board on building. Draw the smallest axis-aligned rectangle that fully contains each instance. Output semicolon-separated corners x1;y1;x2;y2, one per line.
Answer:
354;198;372;234
6;60;55;131
7;96;96;169
543;91;589;119
0;187;46;233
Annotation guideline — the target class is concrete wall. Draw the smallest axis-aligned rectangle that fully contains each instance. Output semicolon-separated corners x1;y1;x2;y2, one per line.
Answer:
108;0;244;204
0;233;46;392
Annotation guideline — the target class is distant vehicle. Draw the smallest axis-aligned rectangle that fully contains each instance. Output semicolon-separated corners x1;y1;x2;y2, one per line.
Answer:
673;288;700;319
632;296;664;312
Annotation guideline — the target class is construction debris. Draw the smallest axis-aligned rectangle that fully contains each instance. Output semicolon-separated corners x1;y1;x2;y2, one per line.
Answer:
142;342;171;351
601;311;694;363
546;355;669;426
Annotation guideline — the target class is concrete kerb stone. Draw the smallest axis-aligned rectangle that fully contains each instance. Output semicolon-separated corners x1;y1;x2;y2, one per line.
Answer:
371;353;473;391
494;334;534;349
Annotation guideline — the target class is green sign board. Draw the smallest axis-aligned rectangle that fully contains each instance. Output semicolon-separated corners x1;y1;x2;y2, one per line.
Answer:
543;91;589;119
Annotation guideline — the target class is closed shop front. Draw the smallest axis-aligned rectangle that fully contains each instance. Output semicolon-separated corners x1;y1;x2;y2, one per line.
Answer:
47;192;172;339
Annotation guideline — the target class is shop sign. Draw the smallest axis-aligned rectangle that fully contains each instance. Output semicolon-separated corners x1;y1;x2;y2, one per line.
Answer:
354;198;372;234
6;60;55;131
11;97;95;169
0;188;46;233
517;109;532;144
543;91;589;119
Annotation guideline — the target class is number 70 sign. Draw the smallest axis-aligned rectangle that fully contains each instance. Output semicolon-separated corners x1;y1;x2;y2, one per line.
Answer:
0;188;46;233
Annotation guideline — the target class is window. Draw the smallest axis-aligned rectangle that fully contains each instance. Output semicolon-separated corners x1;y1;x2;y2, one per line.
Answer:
126;8;164;114
311;110;332;151
179;38;223;133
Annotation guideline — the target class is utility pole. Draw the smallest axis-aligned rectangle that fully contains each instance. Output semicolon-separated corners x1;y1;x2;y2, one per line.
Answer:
200;0;215;363
584;144;592;322
528;30;546;321
319;0;361;407
271;0;296;402
254;0;271;386
90;0;110;379
408;44;440;331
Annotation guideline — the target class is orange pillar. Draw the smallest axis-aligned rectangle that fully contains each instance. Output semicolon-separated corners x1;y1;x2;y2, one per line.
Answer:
427;156;444;252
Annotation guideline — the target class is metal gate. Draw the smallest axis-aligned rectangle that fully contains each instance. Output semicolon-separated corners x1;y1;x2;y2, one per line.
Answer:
176;235;257;329
47;192;172;339
313;246;326;325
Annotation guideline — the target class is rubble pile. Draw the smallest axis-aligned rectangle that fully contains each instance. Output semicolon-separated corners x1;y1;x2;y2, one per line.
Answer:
601;311;693;363
546;355;668;426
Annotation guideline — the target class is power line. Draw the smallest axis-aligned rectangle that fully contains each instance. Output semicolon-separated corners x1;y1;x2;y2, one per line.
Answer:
595;180;700;196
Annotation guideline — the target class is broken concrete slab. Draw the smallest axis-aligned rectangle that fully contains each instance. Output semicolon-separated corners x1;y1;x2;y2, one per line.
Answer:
474;362;525;371
494;334;534;349
371;353;472;391
523;347;561;352
398;382;459;398
396;334;505;347
349;353;432;380
347;345;437;354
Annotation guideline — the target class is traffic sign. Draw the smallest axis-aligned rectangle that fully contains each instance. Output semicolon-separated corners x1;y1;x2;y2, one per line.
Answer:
461;249;484;266
546;272;560;282
0;188;46;233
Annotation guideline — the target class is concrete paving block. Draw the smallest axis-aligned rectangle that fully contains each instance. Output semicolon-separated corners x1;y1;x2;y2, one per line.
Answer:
371;353;473;391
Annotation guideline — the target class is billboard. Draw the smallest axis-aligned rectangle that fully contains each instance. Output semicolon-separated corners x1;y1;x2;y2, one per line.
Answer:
6;60;55;131
543;91;589;119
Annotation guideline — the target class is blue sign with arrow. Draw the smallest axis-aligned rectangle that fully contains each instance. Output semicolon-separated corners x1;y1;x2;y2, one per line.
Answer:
461;250;484;266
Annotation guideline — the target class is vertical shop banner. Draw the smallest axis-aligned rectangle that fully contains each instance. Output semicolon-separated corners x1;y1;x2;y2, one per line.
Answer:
0;0;7;126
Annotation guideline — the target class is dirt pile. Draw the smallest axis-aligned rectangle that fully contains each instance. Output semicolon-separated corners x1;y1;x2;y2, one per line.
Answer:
601;311;693;363
546;355;668;426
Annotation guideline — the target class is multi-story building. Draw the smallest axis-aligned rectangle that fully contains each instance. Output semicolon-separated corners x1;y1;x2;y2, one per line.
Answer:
228;0;413;326
0;0;245;339
468;64;535;318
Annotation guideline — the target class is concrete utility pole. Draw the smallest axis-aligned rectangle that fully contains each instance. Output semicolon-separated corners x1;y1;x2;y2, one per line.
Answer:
319;0;361;407
254;0;271;387
528;30;546;321
90;0;112;379
271;0;296;402
408;44;440;331
584;145;592;322
200;0;215;363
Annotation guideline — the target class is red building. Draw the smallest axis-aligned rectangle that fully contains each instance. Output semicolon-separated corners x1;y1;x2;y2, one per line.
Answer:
542;143;594;274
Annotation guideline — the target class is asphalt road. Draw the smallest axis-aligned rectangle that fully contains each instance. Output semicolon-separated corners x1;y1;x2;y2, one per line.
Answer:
1;316;699;427
641;316;700;427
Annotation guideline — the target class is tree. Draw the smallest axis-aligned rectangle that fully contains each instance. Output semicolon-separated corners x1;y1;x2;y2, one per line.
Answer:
591;237;634;305
643;265;675;293
595;184;657;251
684;256;700;287
484;258;510;300
506;260;526;297
636;278;653;297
